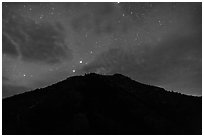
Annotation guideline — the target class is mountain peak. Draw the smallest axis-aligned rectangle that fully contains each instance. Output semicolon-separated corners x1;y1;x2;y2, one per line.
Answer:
3;73;202;135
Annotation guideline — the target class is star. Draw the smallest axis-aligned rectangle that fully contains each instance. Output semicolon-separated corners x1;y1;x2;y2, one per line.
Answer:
39;15;44;19
158;20;162;26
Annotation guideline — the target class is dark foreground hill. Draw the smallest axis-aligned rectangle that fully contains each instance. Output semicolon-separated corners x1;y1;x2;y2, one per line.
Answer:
3;73;202;135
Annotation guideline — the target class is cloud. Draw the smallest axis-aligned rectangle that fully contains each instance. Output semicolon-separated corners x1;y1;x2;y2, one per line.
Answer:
69;3;135;35
3;9;73;65
81;33;201;94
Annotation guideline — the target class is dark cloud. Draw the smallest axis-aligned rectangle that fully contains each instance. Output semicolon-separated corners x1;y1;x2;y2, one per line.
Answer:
2;34;19;56
3;9;73;64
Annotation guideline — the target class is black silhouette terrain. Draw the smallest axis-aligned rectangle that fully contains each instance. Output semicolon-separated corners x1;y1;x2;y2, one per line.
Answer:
3;73;202;135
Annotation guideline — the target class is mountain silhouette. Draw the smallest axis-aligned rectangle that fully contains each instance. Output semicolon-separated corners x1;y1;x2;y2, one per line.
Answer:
3;73;202;135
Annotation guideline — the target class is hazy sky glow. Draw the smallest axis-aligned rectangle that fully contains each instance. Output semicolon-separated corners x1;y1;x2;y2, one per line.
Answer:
2;2;202;97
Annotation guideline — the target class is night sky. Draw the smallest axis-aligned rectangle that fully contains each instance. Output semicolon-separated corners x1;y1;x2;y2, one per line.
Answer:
2;2;202;97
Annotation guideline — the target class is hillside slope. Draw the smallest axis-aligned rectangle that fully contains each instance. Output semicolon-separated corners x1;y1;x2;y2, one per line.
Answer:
3;73;202;135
